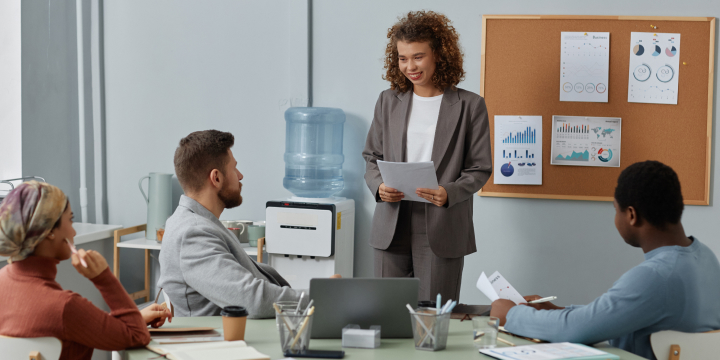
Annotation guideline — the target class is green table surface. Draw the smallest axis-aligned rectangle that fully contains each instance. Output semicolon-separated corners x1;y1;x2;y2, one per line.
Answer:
123;316;647;360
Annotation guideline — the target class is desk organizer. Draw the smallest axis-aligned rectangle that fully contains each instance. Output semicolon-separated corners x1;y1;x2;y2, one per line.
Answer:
342;324;381;348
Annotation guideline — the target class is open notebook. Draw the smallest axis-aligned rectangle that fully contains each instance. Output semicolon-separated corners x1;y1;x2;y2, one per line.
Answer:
148;341;270;360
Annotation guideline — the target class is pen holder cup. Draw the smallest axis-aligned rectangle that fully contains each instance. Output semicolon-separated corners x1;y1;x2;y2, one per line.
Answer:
410;307;451;351
276;310;314;355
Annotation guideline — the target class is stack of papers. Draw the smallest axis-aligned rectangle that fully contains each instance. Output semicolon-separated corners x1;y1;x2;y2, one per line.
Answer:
148;341;270;360
377;161;438;203
480;342;619;360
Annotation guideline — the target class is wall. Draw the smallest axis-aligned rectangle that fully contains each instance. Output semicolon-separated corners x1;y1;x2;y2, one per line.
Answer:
102;0;719;308
0;0;22;183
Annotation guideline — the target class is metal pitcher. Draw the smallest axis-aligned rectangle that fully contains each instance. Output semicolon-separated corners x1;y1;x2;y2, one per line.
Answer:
139;173;173;240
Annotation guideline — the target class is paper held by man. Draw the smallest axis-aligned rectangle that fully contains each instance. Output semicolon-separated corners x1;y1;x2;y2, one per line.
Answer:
476;271;526;305
377;161;439;203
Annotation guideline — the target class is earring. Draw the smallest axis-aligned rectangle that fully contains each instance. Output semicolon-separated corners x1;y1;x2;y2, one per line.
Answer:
49;233;55;239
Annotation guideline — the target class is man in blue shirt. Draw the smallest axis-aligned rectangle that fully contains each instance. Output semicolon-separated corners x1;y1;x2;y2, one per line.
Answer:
491;161;720;359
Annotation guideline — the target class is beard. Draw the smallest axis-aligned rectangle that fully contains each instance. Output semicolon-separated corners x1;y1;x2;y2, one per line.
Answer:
219;181;242;209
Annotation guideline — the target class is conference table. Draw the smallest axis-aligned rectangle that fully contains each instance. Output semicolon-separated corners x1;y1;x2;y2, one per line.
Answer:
123;316;646;359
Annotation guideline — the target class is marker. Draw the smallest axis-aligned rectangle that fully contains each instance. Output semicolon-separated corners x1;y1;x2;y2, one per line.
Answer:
440;299;453;314
445;301;458;314
528;296;557;304
65;238;87;268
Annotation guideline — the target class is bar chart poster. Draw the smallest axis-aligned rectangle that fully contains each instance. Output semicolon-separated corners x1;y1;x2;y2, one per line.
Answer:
551;116;621;167
628;32;680;105
560;32;610;103
494;116;542;185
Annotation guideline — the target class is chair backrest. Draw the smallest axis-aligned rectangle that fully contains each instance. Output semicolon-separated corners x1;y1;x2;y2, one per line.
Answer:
0;336;62;360
651;329;720;360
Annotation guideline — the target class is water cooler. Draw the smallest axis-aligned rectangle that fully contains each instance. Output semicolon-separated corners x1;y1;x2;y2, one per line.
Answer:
266;107;354;290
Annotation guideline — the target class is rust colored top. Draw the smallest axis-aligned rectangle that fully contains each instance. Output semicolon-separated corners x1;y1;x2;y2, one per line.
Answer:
0;256;150;359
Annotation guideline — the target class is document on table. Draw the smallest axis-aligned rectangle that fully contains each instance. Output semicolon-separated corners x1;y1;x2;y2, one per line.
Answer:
476;271;526;305
480;342;619;360
377;161;438;203
149;340;270;360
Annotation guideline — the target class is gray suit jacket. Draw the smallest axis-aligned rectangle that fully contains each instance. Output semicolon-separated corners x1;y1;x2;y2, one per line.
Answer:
362;87;492;258
158;196;303;319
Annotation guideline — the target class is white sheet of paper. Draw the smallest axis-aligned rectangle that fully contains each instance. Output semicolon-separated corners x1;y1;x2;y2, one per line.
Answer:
560;32;610;102
628;32;680;105
476;271;526;305
494;116;543;185
377;161;439;203
480;342;614;360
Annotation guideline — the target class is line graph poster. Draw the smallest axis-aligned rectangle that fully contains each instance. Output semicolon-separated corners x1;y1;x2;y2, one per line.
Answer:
494;116;542;185
628;32;680;105
550;116;621;168
560;32;610;103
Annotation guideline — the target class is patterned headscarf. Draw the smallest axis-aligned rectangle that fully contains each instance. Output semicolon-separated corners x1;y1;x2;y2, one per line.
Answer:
0;181;68;263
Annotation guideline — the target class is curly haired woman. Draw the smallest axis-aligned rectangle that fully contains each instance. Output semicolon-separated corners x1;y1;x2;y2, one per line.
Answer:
0;181;172;359
362;11;492;302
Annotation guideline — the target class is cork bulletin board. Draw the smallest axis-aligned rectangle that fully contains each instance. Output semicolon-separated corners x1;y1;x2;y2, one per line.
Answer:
478;15;715;205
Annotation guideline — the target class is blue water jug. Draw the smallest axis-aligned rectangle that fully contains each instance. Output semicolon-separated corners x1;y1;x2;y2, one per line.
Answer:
283;107;345;198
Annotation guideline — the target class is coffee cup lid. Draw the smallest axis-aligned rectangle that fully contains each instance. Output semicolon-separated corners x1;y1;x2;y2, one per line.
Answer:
221;306;248;317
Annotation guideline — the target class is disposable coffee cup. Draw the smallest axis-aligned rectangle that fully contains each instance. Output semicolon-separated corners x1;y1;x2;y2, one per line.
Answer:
221;306;249;341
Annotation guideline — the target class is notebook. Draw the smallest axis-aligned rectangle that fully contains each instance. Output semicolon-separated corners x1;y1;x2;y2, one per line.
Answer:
148;340;270;360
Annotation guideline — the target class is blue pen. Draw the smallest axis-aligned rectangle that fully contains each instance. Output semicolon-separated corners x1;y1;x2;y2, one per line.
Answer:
436;293;442;313
445;301;458;314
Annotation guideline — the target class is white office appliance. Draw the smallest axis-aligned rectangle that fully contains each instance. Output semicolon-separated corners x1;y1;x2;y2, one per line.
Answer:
266;197;354;289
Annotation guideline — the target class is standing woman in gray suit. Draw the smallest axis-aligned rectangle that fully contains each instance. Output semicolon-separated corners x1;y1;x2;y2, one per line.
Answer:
362;11;492;302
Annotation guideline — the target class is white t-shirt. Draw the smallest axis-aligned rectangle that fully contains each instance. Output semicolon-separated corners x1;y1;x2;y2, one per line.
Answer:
406;93;443;163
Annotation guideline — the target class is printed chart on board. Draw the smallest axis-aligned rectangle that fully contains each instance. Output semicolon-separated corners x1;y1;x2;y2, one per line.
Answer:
560;32;610;103
493;116;542;185
628;32;681;105
550;116;621;167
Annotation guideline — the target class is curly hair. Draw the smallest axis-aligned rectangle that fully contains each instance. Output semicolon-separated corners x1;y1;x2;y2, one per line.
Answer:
614;160;684;229
383;10;465;93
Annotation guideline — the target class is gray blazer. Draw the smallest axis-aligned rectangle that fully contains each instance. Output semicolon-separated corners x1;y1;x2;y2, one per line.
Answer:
158;195;303;319
362;87;492;258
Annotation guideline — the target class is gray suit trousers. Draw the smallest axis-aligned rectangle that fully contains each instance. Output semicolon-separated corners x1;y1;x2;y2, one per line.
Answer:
374;201;464;302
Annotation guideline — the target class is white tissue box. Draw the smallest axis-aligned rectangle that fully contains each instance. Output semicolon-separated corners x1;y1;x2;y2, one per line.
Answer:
341;324;381;349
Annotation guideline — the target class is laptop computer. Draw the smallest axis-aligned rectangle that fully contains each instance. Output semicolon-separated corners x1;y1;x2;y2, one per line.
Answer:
309;278;419;339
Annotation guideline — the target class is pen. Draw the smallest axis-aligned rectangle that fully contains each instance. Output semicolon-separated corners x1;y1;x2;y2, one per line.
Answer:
528;296;557;304
65;238;87;268
436;293;442;313
497;337;516;347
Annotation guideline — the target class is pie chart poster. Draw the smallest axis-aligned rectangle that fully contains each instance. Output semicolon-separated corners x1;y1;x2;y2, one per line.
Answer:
628;32;681;105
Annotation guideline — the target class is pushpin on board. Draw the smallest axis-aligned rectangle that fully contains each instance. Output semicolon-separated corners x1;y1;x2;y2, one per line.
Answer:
683;62;687;65
584;32;587;36
654;33;657;36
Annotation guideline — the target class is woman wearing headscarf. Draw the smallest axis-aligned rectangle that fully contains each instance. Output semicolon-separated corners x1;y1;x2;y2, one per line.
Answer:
0;181;172;359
